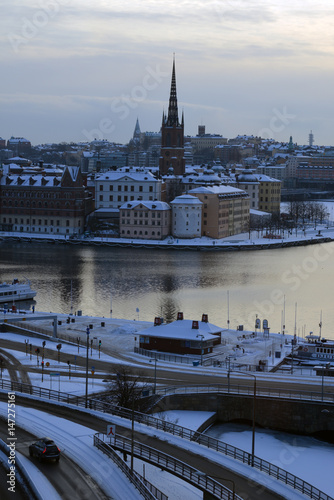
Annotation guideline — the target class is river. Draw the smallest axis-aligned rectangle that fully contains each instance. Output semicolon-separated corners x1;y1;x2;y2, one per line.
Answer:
1;239;334;340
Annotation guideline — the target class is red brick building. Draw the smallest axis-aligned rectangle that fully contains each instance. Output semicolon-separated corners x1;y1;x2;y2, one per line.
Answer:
139;313;222;355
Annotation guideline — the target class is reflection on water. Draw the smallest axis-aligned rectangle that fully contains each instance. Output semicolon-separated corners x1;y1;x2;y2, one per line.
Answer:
1;241;334;339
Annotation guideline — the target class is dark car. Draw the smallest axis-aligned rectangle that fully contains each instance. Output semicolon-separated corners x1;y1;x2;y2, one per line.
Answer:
29;437;60;462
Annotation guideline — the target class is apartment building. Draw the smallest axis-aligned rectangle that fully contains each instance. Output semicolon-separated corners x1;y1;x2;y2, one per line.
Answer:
95;171;162;210
119;200;171;240
189;185;250;238
0;165;94;235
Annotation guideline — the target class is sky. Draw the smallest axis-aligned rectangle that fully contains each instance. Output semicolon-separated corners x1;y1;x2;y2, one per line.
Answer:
1;1;334;146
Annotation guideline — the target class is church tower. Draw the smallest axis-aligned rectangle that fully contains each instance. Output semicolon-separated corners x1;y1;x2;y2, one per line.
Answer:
159;56;185;176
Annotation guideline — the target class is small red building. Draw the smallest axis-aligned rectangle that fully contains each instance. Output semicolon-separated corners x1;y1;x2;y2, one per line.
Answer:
139;313;222;355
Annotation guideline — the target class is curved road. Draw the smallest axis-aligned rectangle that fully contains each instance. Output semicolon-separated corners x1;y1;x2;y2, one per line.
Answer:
0;392;295;500
0;419;110;500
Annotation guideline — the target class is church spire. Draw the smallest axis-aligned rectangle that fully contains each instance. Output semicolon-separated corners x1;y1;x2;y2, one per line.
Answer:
166;55;179;127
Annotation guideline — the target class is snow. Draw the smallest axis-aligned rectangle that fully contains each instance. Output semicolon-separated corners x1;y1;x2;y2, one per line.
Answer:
15;453;62;500
0;400;313;500
0;403;142;500
206;422;334;497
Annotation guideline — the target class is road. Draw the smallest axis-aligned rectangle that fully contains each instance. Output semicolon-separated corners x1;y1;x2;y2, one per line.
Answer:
0;419;110;500
1;338;333;398
0;392;294;500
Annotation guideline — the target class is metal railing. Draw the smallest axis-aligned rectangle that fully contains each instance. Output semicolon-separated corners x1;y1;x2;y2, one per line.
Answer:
95;433;240;500
0;379;333;500
94;434;166;500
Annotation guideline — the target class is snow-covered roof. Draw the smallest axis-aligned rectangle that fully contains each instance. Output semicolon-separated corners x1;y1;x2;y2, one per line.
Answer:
96;171;158;182
170;194;203;205
120;200;170;211
256;174;281;183
141;318;222;341
189;185;246;195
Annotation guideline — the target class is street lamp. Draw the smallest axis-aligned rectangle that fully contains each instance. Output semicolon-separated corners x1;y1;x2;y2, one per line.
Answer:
150;354;158;394
196;334;204;366
85;327;90;408
230;370;256;467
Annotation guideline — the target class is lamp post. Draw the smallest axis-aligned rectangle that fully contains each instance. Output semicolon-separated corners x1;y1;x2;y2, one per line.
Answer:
150;354;158;394
230;370;256;467
197;334;204;366
85;327;90;408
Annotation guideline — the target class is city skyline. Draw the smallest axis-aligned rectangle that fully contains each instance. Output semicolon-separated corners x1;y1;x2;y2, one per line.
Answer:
1;1;334;146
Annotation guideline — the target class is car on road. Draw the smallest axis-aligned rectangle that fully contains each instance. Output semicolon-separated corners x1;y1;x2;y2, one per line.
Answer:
29;437;60;462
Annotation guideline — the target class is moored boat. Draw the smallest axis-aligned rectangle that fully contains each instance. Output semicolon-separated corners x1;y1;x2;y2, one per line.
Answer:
0;278;36;304
295;333;334;364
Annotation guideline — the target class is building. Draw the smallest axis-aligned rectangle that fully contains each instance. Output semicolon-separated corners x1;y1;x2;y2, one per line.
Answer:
139;312;222;356
170;194;203;238
95;170;162;210
119;200;171;240
256;174;281;214
6;137;31;155
0;165;94;235
189;185;250;238
235;170;260;210
159;57;185;176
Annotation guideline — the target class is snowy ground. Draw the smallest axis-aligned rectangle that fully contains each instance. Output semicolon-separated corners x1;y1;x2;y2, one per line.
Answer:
0;402;313;500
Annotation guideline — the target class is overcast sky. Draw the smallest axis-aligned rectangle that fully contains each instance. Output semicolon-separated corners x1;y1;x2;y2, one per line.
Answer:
1;1;333;146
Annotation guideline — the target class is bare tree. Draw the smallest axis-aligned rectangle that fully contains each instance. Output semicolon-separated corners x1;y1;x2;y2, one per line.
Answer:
106;366;151;411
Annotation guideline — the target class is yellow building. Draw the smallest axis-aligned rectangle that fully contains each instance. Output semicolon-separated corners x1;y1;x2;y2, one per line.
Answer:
256;175;281;214
189;185;250;239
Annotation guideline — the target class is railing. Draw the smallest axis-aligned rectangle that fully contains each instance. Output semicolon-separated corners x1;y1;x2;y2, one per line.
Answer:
0;379;333;500
95;433;240;500
154;383;334;402
94;434;166;500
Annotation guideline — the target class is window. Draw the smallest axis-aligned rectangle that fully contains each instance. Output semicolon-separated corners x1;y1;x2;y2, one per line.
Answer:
66;220;70;226
131;186;134;192
118;195;121;201
109;195;113;201
139;186;143;192
109;185;113;191
124;185;128;192
99;185;103;191
149;186;153;192
99;195;103;201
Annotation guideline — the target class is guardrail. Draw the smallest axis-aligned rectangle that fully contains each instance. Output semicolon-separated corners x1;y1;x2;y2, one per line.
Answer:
0;438;42;500
155;383;334;402
94;434;166;500
94;433;240;500
0;379;333;500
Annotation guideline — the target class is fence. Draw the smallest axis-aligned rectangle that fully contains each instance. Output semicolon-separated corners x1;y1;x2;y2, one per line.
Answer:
95;433;240;500
0;379;333;500
94;434;166;500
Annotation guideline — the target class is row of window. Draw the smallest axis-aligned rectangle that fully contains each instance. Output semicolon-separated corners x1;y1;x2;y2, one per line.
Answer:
99;184;154;193
122;230;161;236
122;220;162;226
3;200;70;209
3;191;74;199
1;217;76;227
99;195;154;203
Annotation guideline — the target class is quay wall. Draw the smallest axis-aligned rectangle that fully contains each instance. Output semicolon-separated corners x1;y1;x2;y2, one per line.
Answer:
151;393;334;440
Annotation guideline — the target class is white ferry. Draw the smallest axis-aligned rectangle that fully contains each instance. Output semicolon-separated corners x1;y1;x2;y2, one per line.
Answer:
295;333;334;363
0;278;36;304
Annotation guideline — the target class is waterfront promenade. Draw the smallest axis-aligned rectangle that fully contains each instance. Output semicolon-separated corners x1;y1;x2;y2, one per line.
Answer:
1;224;334;251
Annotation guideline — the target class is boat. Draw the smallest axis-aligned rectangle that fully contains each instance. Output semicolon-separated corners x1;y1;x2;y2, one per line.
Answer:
294;333;334;364
0;278;37;304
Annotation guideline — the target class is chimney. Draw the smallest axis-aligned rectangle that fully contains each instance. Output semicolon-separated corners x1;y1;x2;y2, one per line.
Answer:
177;312;183;320
192;320;199;329
201;314;208;323
154;317;161;326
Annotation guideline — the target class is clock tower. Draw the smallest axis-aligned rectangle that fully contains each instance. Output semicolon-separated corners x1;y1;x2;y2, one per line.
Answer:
159;56;185;176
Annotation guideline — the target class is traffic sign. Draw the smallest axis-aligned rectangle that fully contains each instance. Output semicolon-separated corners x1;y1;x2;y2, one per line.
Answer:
107;424;116;437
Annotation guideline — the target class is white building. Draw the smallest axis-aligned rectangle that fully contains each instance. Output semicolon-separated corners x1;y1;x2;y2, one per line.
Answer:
170;194;203;239
95;170;162;211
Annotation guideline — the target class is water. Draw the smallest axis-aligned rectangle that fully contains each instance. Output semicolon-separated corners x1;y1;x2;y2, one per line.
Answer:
1;240;334;339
